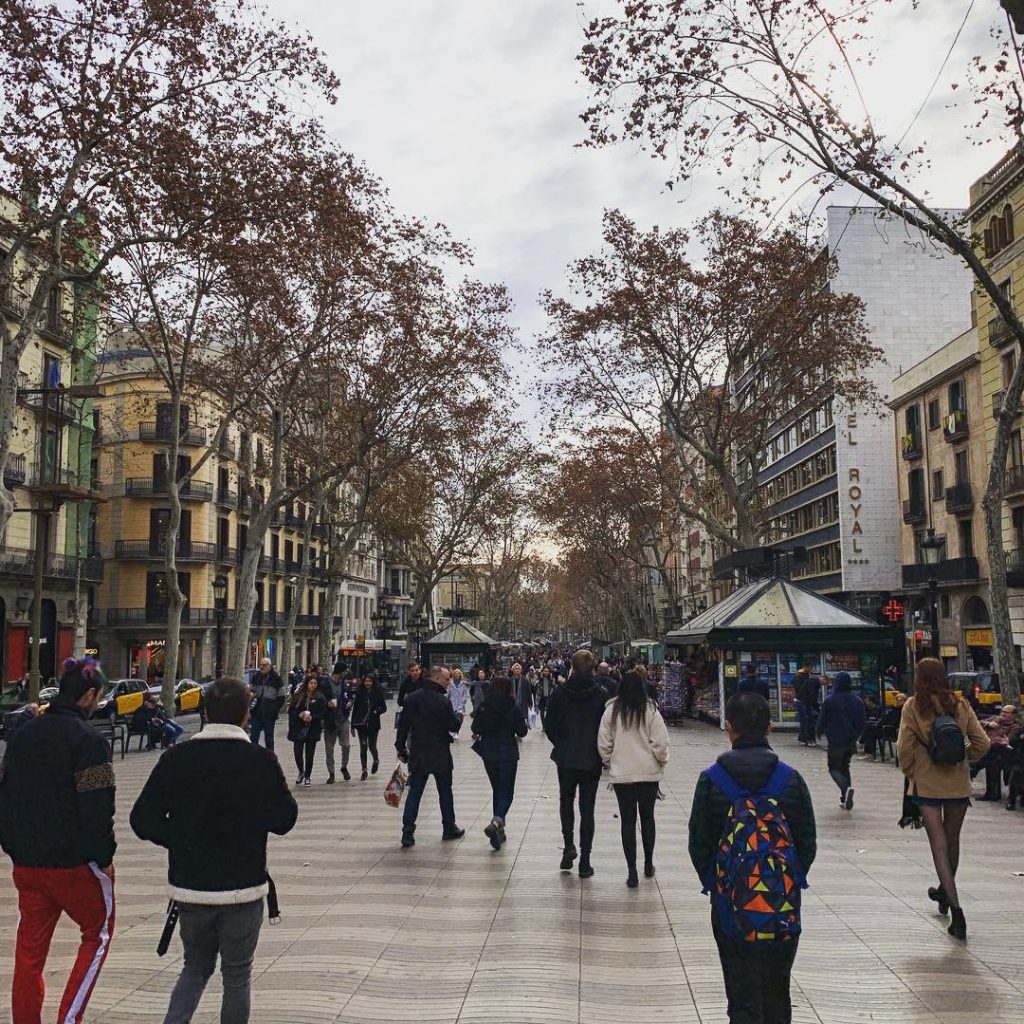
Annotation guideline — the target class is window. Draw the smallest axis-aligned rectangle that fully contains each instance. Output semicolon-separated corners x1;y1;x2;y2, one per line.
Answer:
954;449;969;485
1002;350;1016;388
155;402;189;436
933;469;944;498
1013;506;1024;551
948;379;966;414
958;518;974;558
46;284;60;330
927;399;941;431
1005;203;1015;245
1012;430;1024;469
940;594;951;619
908;467;925;504
905;404;922;437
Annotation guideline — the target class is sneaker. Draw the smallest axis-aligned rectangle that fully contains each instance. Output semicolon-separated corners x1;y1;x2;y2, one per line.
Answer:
302;776;311;787
296;773;305;786
361;769;368;781
844;787;855;811
401;835;415;848
442;827;466;841
371;759;380;775
484;819;502;851
497;824;507;846
341;768;351;782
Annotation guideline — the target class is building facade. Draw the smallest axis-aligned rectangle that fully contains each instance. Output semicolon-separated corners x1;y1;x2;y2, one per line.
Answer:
1;198;102;684
891;328;992;670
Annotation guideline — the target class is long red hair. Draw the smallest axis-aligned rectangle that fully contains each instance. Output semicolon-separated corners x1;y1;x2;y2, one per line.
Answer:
913;658;957;717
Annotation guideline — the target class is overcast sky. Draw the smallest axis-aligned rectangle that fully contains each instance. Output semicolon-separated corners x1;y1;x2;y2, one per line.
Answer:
263;1;1011;397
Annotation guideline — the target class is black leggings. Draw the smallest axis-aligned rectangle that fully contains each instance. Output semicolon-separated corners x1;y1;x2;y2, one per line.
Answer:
356;725;380;770
293;738;317;778
613;782;659;867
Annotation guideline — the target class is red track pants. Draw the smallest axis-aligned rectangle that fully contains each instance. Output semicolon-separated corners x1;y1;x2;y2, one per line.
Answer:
11;863;115;1024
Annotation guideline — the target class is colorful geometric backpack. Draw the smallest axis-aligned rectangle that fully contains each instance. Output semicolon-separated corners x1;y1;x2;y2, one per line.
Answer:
703;761;807;942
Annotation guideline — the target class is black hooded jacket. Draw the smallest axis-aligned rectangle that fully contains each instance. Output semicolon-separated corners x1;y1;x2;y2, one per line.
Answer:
472;691;528;763
688;738;817;884
543;673;607;773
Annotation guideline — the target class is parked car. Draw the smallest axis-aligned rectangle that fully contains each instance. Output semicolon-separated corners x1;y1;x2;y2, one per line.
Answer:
95;678;148;719
173;679;203;714
946;670;1013;714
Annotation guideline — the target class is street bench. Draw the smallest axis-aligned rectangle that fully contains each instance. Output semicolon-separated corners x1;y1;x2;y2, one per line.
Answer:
90;716;128;760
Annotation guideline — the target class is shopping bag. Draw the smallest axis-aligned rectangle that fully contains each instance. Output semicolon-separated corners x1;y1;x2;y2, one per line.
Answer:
528;708;538;730
384;763;409;808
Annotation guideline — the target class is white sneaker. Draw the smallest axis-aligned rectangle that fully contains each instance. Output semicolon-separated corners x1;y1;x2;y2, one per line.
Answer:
296;773;304;785
302;776;311;787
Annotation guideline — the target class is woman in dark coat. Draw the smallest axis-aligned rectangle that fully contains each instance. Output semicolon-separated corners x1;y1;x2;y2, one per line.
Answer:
351;673;388;780
471;675;528;849
287;674;326;787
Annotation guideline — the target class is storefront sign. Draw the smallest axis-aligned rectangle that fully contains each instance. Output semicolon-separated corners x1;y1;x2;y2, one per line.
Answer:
940;645;959;658
847;415;867;563
965;628;993;647
723;664;738;678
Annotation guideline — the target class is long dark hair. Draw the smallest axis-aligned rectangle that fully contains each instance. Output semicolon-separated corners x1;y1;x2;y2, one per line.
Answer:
613;671;650;730
913;658;957;717
490;675;512;697
291;674;319;709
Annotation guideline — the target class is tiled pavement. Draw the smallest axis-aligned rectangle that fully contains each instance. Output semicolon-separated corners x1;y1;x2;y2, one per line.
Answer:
1;718;1022;1024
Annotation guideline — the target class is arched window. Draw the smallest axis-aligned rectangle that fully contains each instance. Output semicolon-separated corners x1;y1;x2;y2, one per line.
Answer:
994;214;1007;251
1005;203;1015;244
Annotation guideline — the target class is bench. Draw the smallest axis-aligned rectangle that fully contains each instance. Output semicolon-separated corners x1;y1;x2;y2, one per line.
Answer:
89;716;127;760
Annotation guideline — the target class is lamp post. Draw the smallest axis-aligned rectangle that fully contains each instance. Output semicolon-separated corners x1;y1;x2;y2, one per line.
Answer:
920;527;942;660
408;613;429;661
370;602;399;676
212;573;228;679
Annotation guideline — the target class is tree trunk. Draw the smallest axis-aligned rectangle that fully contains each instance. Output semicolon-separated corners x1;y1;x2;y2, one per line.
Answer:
283;506;317;673
227;523;266;677
161;402;186;717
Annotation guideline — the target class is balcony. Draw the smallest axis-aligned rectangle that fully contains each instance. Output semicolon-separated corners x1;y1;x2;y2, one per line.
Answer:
114;539;217;562
216;487;238;509
989;317;1015;348
902;498;926;524
216;545;238;565
105;606;234;628
123;478;213;502
1007;549;1024;587
901;432;923;460
138;422;208;446
218;436;236;460
945;482;974;513
0;546;103;582
285;509;306;528
943;409;968;442
1006;465;1024;498
902;556;980;587
3;453;27;487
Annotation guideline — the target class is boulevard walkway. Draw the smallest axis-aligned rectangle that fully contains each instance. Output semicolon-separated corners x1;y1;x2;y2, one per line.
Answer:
1;719;1022;1023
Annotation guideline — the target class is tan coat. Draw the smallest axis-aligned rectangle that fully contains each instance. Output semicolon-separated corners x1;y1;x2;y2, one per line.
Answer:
897;696;990;799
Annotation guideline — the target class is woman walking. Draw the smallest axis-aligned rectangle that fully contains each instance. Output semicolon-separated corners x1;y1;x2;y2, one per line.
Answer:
288;674;327;787
352;673;388;780
472;675;528;849
598;671;670;888
897;658;990;941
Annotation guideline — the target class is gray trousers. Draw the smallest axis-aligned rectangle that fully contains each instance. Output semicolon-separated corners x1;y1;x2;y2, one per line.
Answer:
163;899;263;1024
323;724;352;777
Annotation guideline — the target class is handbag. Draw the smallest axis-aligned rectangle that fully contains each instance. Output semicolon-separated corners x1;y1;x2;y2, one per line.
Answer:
384;763;409;808
898;777;922;830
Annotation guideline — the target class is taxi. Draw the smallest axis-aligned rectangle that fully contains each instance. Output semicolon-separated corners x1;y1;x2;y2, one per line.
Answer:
947;670;1010;714
173;679;204;714
95;678;149;719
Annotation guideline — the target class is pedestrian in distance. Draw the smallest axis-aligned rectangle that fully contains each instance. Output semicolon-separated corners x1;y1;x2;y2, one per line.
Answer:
470;666;490;713
974;704;1022;802
472;674;529;849
510;662;533;719
794;666;821;745
596;660;618;698
597;670;669;888
897;658;990;941
0;657;117;1024
130;676;298;1024
321;671;353;783
448;668;470;732
816;671;866;811
249;657;285;752
397;661;425;707
536;666;555;726
737;662;770;700
543;649;607;879
287;674;326;787
396;664;465;847
689;692;817;1024
352;673;388;780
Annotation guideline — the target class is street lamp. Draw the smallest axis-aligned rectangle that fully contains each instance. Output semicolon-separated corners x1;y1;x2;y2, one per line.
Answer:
370;602;399;676
920;528;942;659
408;613;429;661
212;573;228;678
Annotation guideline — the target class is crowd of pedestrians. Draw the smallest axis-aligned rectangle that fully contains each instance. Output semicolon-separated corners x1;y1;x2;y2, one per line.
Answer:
0;648;1009;1023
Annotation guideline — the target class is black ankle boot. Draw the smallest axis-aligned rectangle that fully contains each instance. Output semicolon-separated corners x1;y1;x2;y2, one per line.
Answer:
948;906;967;941
928;885;949;916
578;854;594;879
626;866;639;888
559;843;577;871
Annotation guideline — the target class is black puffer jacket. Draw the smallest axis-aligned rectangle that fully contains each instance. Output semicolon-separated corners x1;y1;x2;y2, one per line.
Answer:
0;702;116;869
351;684;387;732
286;691;326;743
688;738;817;884
396;681;461;775
473;692;528;763
543;674;607;773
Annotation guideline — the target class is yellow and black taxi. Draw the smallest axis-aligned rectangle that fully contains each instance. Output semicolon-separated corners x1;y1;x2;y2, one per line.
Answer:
95;678;149;719
947;670;1018;714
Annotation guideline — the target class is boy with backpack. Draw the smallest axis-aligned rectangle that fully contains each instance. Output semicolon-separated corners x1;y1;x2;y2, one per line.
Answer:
689;692;817;1024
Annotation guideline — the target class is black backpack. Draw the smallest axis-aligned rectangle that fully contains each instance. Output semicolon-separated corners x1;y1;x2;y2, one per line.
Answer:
928;714;966;765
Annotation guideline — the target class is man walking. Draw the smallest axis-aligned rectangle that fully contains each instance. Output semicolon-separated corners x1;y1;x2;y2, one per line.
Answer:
689;692;816;1024
816;671;866;810
737;663;770;700
536;666;555;728
130;677;298;1024
543;649;607;878
396;665;464;847
321;672;352;783
249;657;284;752
0;658;116;1024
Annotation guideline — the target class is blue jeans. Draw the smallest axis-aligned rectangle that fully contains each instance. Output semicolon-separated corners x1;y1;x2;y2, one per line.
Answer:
402;770;456;838
484;760;518;821
249;715;276;753
163;719;184;743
